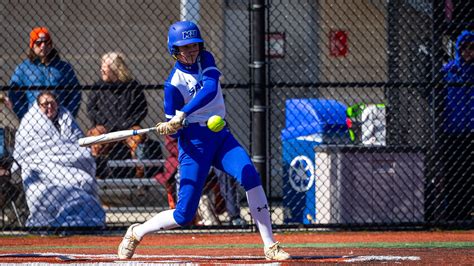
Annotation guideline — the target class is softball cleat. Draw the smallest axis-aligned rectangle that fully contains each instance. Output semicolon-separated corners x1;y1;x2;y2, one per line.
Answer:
264;241;291;260
118;223;141;259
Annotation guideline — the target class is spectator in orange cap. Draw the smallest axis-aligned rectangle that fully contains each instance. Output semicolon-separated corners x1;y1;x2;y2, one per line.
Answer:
8;27;81;119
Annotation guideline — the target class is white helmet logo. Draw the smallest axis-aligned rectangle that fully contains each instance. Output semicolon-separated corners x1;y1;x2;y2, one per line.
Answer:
182;30;198;39
289;155;315;192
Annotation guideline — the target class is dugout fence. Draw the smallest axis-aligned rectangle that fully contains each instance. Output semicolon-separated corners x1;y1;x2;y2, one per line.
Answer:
0;0;472;233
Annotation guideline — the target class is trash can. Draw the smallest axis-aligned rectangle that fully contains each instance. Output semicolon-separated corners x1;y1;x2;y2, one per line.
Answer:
281;99;348;224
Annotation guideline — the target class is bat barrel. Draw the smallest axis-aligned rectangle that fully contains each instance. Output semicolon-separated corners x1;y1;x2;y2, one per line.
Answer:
78;127;156;147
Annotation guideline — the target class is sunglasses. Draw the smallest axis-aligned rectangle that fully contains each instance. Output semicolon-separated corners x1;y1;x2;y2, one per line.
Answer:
34;40;51;46
39;100;57;108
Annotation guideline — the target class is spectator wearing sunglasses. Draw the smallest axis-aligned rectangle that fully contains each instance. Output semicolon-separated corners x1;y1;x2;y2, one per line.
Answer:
13;91;105;228
8;27;81;120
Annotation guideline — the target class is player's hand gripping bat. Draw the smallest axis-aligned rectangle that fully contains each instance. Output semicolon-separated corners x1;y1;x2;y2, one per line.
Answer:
156;111;188;135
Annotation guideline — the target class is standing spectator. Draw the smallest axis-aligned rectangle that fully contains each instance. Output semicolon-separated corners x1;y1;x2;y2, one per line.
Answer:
86;52;148;178
13;92;105;228
433;30;473;221
9;27;81;119
442;30;473;134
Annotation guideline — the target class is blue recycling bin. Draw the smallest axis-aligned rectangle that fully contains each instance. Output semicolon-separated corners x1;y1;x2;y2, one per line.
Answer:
281;99;348;224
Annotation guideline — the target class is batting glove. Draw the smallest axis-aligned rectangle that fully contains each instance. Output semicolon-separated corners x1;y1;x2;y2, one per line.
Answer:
168;110;186;129
155;122;178;135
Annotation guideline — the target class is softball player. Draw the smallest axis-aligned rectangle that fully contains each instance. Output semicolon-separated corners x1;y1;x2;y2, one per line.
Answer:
118;21;290;261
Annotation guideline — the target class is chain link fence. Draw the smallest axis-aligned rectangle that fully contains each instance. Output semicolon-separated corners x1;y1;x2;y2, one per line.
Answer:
0;0;472;233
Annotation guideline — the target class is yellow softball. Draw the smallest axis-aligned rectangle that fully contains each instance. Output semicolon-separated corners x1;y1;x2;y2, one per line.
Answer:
207;115;226;132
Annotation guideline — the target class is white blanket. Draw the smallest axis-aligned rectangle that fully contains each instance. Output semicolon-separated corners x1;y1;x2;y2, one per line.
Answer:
14;103;105;227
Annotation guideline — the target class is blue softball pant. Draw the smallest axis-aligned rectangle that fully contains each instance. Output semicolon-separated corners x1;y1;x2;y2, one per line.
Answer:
173;123;261;226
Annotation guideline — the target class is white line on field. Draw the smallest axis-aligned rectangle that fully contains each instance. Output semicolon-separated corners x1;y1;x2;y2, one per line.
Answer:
345;255;421;262
1;252;421;263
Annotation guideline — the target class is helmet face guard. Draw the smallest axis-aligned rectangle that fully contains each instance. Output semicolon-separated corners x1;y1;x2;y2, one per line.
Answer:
168;21;204;56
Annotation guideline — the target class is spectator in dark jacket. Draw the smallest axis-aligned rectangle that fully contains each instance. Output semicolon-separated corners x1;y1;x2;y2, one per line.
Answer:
87;52;147;133
9;27;81;119
86;52;148;178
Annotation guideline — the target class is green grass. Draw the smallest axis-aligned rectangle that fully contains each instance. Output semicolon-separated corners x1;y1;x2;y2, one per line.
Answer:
0;242;473;251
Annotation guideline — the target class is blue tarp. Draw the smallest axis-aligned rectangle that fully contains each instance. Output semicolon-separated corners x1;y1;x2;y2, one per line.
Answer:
281;99;347;140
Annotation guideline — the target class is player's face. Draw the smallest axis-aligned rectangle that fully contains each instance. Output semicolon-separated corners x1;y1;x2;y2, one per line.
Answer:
38;94;58;120
176;43;200;65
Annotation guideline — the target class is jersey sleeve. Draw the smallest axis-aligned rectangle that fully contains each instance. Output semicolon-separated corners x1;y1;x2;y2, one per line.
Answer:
164;82;185;120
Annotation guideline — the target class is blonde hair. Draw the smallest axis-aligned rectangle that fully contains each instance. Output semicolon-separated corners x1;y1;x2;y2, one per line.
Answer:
101;52;133;82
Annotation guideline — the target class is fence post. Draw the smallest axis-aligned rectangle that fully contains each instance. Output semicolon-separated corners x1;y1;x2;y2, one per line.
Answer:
249;0;268;192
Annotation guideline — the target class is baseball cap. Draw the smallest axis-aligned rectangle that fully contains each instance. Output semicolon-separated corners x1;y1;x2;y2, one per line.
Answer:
29;27;52;48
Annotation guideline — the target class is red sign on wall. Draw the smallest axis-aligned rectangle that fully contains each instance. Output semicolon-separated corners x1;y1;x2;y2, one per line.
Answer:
266;32;286;58
329;30;348;57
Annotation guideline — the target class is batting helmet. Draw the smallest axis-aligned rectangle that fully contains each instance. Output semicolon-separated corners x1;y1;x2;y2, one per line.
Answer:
167;21;204;56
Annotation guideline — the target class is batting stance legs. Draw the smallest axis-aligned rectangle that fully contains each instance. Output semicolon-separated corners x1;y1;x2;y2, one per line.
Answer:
174;126;261;225
118;125;289;260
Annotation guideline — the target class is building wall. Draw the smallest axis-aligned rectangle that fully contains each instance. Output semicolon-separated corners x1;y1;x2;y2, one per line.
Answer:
317;0;388;83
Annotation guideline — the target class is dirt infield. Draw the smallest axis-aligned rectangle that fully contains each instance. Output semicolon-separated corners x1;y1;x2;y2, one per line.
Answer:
0;231;473;264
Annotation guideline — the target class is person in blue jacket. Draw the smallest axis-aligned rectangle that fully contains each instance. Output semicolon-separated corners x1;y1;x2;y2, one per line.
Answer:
442;30;473;134
8;27;81;119
429;30;473;222
118;21;290;261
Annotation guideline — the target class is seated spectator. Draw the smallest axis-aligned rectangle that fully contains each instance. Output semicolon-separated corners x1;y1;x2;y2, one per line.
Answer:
0;92;20;144
9;27;81;120
1;93;22;223
87;52;148;178
1;93;25;225
13;92;105;227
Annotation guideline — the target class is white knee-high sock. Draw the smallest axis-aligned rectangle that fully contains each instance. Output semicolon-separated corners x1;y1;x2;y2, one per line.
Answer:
133;209;179;240
246;186;275;246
